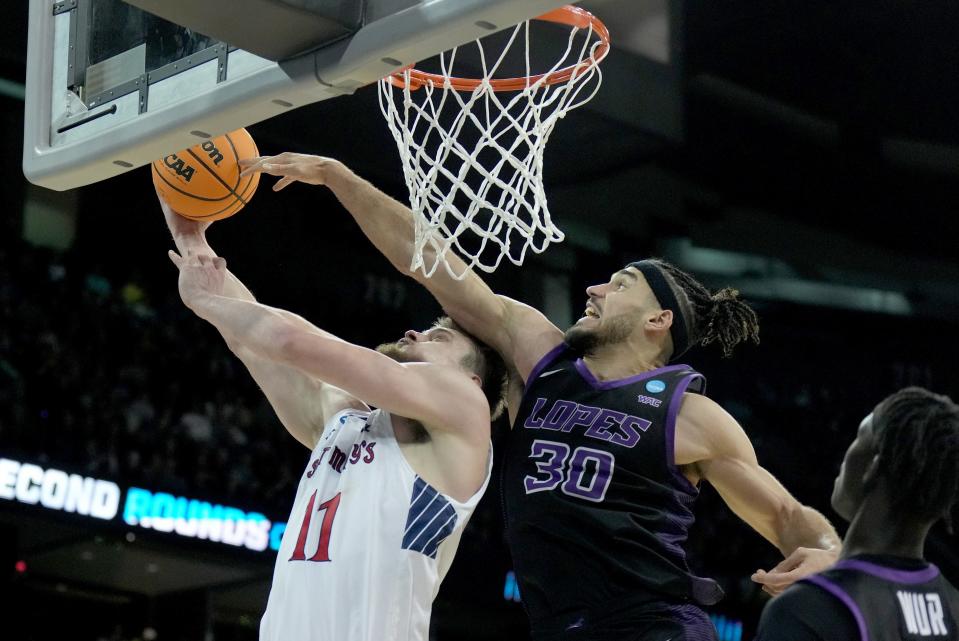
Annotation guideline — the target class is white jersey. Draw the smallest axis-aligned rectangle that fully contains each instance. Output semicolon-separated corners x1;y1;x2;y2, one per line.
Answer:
260;408;491;641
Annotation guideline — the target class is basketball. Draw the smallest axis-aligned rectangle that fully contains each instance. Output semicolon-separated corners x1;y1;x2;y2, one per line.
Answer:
151;128;260;221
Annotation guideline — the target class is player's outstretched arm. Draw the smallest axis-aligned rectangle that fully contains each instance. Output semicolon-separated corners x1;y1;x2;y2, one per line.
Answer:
675;393;841;596
238;154;564;382
159;194;364;449
169;250;489;435
158;188;256;302
159;190;342;334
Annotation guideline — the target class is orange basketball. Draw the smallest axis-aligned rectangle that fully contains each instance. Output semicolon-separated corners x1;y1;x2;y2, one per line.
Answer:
152;128;260;221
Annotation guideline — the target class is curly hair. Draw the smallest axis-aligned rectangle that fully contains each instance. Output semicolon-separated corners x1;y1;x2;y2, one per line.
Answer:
872;387;959;529
647;259;760;358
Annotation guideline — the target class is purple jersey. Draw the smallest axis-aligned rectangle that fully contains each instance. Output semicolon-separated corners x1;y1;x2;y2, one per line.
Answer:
502;343;722;637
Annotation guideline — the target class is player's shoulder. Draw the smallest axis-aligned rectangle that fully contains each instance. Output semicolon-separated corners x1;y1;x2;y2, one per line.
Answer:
774;579;844;610
494;294;563;346
401;361;491;435
757;580;856;641
673;389;755;466
676;391;734;428
497;296;564;374
936;572;959;605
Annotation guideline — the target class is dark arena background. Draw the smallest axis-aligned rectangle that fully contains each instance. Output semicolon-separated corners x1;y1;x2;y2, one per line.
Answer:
3;1;959;640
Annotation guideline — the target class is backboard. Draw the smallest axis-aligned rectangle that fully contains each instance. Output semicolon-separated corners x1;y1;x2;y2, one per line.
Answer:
23;0;570;191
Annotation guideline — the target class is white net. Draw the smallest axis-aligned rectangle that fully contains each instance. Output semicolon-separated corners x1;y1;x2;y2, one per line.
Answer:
377;11;607;279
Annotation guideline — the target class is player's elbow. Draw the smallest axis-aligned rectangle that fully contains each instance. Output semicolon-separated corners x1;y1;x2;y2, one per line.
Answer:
274;325;341;374
273;325;313;364
387;251;417;278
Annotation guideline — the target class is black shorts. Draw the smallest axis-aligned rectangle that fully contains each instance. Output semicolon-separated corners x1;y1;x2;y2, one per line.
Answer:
532;602;718;641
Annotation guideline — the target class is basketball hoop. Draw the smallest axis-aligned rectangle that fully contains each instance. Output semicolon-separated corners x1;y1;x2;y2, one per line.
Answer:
378;5;610;279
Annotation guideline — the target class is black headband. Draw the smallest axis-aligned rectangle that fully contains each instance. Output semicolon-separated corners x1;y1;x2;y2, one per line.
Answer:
628;261;690;359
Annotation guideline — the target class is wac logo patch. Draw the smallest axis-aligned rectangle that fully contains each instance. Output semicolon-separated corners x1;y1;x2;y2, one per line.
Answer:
636;394;662;408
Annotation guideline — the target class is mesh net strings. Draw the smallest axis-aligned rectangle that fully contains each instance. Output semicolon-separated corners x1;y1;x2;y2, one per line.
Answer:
378;18;605;279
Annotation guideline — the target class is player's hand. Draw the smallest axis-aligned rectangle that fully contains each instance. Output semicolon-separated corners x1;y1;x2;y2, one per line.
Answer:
167;249;226;310
751;546;839;597
156;186;211;239
239;153;343;192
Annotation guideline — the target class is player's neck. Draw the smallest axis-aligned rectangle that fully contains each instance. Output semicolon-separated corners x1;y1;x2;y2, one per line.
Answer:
841;491;931;561
581;341;666;381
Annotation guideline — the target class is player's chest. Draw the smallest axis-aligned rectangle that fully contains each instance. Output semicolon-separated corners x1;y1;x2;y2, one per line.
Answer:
305;418;384;483
516;385;668;451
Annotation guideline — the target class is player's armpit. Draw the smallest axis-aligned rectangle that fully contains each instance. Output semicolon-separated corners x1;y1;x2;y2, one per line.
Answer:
495;297;565;383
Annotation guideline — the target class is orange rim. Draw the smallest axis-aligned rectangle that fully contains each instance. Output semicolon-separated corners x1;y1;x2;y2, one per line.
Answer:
386;5;610;92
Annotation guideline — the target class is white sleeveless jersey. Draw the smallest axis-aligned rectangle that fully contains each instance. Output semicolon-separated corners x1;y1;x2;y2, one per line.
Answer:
260;408;491;641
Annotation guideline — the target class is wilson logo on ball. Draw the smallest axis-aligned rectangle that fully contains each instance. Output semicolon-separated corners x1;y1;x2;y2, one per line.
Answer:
200;140;224;165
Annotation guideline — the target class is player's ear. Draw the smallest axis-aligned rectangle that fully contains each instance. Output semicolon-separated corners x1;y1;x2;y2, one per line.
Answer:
646;308;673;331
861;453;882;492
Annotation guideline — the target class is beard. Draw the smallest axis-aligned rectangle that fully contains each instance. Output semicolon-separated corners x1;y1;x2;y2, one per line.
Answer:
375;341;415;363
564;314;636;356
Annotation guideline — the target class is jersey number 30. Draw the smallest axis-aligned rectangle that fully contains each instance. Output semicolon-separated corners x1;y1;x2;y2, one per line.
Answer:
289;491;341;562
524;440;615;502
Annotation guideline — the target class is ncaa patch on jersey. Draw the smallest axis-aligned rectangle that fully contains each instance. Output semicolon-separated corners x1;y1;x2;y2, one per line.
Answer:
645;379;666;394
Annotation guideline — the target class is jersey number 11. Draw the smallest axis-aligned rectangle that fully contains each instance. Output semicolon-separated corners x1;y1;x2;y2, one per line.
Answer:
289;491;341;562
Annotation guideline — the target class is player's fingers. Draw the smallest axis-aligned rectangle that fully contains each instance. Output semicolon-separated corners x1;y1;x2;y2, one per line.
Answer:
751;569;780;585
762;561;794;576
273;176;296;192
239;156;274;176
754;575;787;596
197;254;211;267
212;257;227;270
256;161;298;177
753;567;802;590
767;551;804;574
168;250;182;268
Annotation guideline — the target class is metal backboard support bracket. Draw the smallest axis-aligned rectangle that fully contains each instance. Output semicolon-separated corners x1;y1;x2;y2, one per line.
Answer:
24;0;568;191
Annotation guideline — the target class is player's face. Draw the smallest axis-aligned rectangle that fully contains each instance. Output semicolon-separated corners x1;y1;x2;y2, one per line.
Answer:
831;412;879;522
565;267;661;352
376;326;475;370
